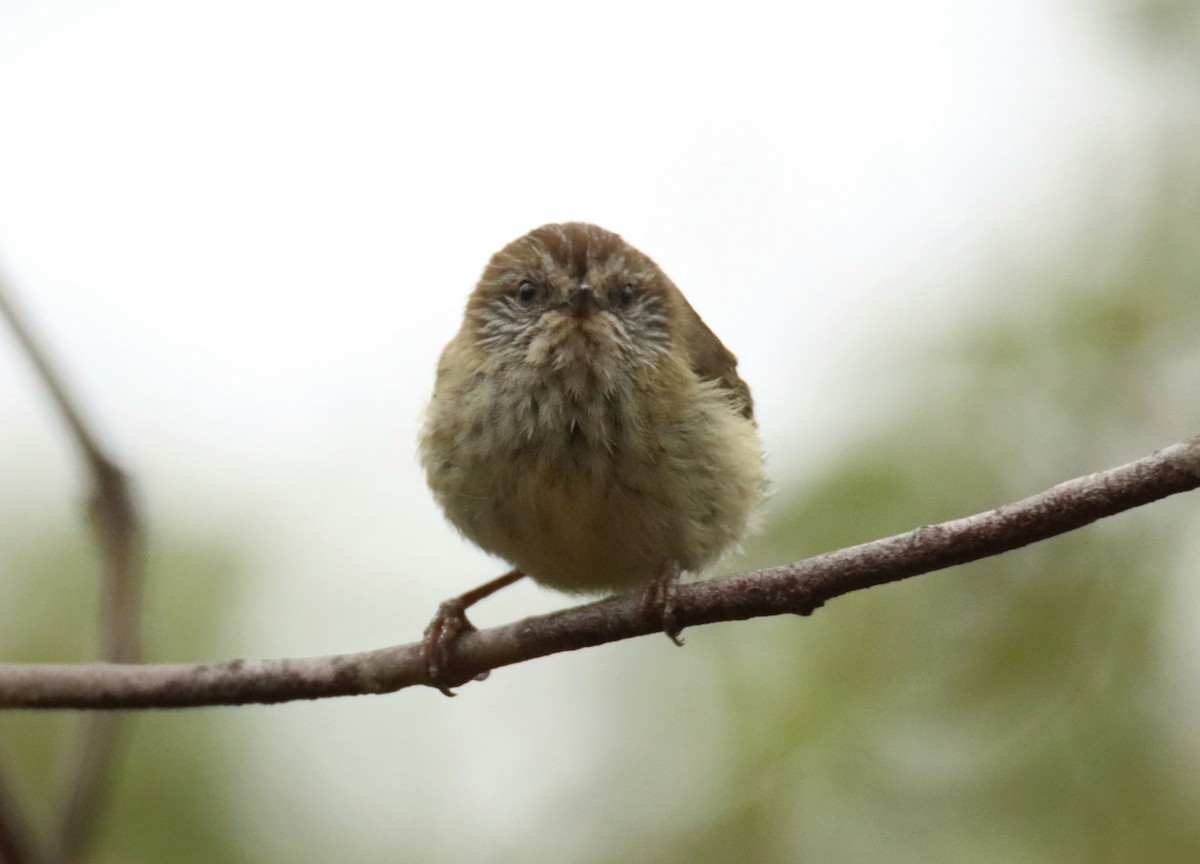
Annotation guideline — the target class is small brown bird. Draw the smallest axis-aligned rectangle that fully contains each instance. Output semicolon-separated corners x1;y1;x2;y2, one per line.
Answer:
419;222;765;693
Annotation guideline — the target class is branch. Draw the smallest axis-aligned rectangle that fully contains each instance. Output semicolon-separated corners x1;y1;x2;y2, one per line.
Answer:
0;274;144;862
0;278;142;664
0;435;1196;710
0;771;37;864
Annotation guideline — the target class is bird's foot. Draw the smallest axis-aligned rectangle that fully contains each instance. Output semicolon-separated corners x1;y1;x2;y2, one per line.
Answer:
642;558;684;646
422;598;477;697
422;568;526;697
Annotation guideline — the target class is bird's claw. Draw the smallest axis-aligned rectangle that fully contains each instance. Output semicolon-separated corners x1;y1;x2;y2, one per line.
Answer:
423;598;477;697
642;559;684;646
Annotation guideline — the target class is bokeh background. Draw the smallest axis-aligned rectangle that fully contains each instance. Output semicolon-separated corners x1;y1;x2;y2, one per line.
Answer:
1;1;1199;861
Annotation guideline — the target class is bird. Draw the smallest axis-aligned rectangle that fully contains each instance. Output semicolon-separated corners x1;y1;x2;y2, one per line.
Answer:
418;222;765;693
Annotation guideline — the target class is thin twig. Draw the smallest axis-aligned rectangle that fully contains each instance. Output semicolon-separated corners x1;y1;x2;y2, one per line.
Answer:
0;770;37;864
0;275;143;863
0;435;1195;711
51;450;140;864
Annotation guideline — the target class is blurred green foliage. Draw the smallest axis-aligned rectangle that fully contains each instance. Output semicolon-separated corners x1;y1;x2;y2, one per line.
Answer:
626;132;1200;864
0;528;250;862
604;16;1200;859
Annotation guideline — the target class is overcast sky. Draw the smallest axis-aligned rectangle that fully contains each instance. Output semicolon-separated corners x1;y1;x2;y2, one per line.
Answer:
0;0;1135;491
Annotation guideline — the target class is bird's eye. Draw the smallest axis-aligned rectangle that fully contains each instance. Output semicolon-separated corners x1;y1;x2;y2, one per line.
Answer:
515;280;538;305
617;284;637;308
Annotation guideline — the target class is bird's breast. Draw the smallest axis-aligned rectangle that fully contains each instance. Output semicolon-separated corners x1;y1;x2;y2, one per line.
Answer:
420;348;764;594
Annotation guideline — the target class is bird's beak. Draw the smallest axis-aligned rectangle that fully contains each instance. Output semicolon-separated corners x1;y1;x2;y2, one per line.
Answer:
564;285;600;318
